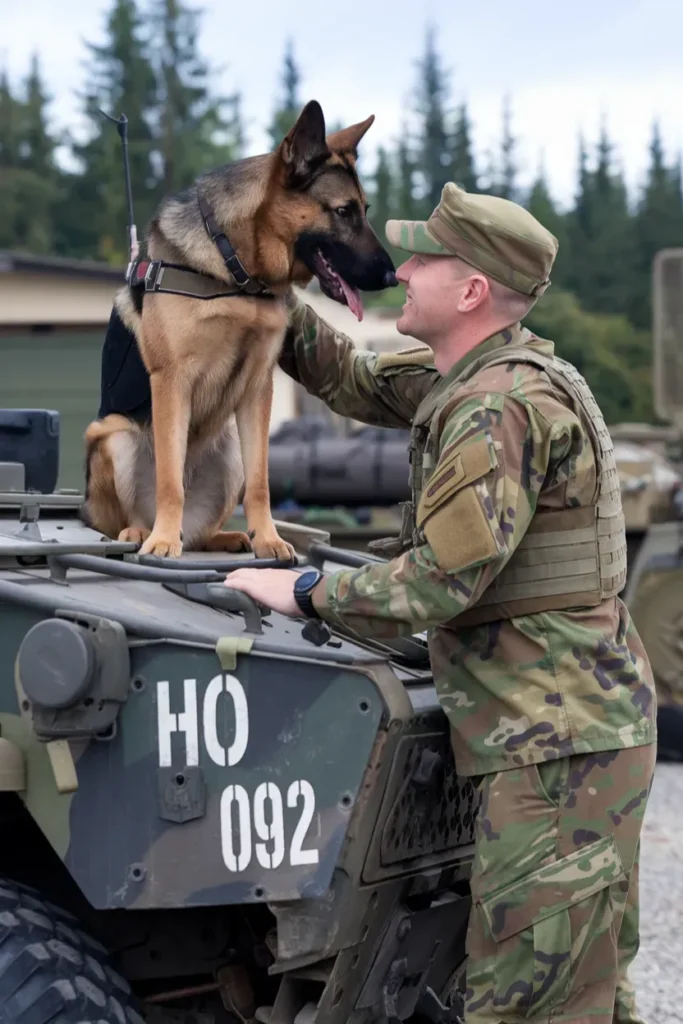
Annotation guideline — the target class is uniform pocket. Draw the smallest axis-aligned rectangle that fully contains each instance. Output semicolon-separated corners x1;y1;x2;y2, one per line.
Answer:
479;835;626;1019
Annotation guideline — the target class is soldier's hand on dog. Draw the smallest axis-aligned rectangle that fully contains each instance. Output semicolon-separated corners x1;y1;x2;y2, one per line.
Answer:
226;568;300;617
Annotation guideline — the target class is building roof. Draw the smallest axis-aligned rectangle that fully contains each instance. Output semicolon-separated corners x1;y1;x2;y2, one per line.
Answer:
0;250;126;283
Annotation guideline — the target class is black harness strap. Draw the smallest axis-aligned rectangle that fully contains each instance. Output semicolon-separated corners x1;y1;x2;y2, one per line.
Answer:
199;195;248;287
198;194;273;297
127;195;275;302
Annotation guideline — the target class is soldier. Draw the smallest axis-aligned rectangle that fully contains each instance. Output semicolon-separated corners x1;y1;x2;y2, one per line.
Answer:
227;183;657;1024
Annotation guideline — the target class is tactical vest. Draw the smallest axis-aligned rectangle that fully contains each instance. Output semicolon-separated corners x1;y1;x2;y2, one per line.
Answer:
373;344;627;627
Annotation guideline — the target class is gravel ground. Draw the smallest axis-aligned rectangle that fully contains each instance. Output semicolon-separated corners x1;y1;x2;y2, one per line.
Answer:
630;762;683;1024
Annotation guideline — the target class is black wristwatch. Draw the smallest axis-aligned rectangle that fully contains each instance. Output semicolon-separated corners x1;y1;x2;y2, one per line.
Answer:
293;569;324;619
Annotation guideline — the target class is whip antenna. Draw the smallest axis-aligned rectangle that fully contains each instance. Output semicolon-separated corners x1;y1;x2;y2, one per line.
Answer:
100;110;139;273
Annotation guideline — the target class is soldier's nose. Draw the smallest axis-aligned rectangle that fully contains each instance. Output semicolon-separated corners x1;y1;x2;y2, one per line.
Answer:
383;270;398;288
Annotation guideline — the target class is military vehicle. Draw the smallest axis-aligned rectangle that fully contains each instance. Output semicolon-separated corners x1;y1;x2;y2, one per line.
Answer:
0;410;476;1023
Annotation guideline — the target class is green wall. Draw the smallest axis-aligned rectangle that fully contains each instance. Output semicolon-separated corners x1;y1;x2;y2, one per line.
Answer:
1;330;103;491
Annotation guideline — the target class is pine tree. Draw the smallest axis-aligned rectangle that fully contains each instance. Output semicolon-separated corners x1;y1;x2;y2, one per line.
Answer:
574;134;592;236
0;72;22;168
21;55;55;175
494;94;518;200
581;123;636;315
478;147;498;195
66;0;158;261
395;130;417;220
526;161;556;226
525;157;570;288
629;122;683;327
268;39;302;149
450;103;477;192
0;61;59;253
413;25;452;213
0;72;23;250
368;145;393;244
564;134;592;300
152;0;244;196
672;156;682;205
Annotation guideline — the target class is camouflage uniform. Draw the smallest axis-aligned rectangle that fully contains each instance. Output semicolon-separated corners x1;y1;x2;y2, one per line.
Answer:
279;183;656;1023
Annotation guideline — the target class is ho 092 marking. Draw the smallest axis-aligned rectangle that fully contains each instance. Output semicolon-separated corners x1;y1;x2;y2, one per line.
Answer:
155;675;321;872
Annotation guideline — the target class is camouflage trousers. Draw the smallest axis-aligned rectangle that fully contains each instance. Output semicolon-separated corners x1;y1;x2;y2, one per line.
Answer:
463;743;656;1024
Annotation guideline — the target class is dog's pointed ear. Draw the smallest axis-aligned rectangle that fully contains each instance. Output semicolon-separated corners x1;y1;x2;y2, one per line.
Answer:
326;115;375;156
280;100;331;185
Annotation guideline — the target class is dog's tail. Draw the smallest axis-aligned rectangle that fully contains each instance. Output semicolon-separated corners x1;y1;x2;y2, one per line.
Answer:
80;415;140;537
84;414;139;448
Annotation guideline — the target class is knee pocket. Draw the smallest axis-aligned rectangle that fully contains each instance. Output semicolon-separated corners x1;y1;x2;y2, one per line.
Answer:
478;835;626;1020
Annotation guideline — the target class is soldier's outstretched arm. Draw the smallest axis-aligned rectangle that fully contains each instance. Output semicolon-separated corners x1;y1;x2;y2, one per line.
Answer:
278;292;438;429
310;388;583;637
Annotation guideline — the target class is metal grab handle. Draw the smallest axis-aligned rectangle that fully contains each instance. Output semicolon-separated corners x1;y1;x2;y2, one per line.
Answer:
206;584;271;634
162;580;270;634
138;553;297;571
50;553;224;583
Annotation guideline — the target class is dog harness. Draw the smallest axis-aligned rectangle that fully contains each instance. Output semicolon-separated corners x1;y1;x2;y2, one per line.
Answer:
127;195;276;302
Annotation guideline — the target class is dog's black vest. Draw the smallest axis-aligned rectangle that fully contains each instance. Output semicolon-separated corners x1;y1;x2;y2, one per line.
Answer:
97;308;152;426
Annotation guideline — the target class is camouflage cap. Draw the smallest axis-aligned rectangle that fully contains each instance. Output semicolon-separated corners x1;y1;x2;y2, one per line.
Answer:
385;182;559;296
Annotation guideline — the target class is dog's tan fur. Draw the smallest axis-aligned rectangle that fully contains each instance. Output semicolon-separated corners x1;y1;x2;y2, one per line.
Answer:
82;103;389;559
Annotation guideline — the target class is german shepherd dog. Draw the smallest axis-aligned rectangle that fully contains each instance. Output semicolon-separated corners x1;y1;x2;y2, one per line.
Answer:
82;100;397;559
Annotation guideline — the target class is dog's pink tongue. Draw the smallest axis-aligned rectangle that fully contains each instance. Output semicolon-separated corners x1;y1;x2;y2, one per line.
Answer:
340;277;364;321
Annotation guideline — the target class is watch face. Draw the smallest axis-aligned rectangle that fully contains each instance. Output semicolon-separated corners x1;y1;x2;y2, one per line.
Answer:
296;570;321;592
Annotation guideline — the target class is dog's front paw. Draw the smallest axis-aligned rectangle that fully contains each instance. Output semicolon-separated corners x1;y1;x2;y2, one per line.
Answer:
249;531;296;563
139;531;183;558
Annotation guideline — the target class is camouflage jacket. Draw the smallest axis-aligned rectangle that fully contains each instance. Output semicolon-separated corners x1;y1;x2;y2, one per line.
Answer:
279;296;657;777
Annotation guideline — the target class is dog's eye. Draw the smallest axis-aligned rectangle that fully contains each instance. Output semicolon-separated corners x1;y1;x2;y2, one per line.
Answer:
334;204;353;218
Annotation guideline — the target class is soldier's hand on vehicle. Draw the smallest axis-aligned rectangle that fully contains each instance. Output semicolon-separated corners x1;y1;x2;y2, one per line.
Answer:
225;568;300;617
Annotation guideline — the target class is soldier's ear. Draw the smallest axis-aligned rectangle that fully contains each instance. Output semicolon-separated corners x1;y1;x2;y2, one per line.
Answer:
280;100;331;186
456;271;490;313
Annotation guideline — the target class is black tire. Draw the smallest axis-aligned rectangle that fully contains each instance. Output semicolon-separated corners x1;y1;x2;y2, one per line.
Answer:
0;877;144;1023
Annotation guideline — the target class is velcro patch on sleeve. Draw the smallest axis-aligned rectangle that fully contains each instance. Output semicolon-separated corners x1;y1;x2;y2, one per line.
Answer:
417;437;502;573
375;346;435;373
419;438;496;516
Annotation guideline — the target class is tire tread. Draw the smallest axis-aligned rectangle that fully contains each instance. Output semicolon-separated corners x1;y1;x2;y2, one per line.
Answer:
0;879;142;1024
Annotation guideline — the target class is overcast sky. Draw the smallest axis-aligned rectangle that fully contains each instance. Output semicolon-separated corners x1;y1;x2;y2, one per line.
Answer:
3;0;682;209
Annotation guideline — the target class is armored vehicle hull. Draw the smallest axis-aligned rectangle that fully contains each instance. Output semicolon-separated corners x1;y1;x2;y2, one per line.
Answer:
0;442;475;1022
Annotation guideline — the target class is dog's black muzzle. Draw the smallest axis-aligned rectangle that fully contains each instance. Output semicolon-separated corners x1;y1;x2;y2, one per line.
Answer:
296;233;397;292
